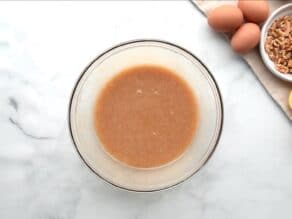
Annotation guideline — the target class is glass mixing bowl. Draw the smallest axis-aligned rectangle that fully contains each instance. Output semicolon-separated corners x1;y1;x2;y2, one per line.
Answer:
69;40;223;192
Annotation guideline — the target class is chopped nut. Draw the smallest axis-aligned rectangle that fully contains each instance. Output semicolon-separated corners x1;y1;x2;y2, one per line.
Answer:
265;16;292;74
276;64;289;74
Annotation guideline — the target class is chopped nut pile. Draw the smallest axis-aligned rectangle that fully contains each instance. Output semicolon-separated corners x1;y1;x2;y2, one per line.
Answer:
265;16;292;74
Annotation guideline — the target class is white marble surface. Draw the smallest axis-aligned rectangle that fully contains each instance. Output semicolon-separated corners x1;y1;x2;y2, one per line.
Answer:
0;1;291;219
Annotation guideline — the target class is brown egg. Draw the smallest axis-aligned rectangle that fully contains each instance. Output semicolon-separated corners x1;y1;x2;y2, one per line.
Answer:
231;23;260;54
207;5;244;32
238;0;269;24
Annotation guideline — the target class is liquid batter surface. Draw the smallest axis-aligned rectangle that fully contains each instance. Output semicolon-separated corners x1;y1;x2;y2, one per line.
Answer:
94;65;198;168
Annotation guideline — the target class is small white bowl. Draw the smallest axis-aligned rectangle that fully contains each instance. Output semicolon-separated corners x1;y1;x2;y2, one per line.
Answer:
260;3;292;83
